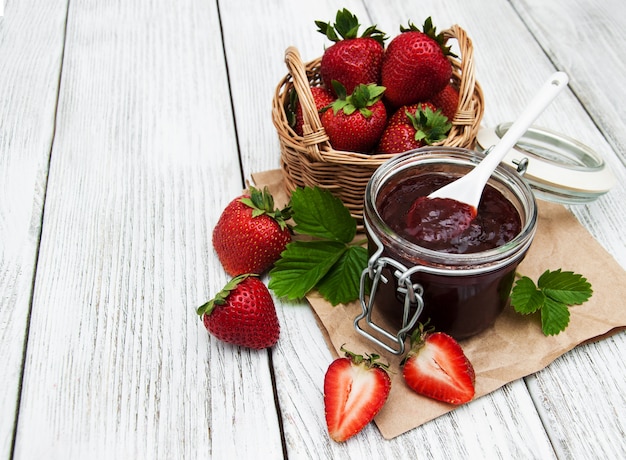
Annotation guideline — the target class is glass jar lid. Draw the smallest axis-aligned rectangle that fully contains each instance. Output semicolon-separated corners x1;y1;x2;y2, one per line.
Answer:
476;123;616;204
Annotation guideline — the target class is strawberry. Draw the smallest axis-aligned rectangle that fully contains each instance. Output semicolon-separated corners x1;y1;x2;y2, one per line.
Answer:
197;274;280;349
316;8;386;95
377;102;451;154
381;17;454;108
429;83;459;121
402;324;475;405
287;86;336;136
213;186;292;276
324;348;391;442
320;82;387;153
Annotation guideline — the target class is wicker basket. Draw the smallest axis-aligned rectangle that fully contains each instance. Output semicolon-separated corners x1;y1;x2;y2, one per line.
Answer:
271;24;484;223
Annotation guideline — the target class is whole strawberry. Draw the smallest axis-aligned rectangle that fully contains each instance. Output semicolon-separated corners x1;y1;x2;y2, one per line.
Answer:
381;17;454;108
377;102;451;154
320;82;387;153
402;323;475;405
197;274;280;349
429;83;459;121
287;86;336;136
213;186;292;276
324;348;391;442
316;8;386;95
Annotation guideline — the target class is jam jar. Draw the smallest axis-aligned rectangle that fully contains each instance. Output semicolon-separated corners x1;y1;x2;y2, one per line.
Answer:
354;147;538;354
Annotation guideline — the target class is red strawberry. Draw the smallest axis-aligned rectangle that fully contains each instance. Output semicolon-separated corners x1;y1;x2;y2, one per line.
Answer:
213;186;292;276
381;17;454;108
316;8;386;95
429;84;459;121
324;348;391;442
402;324;475;405
320;82;387;153
197;274;280;349
377;103;451;154
288;86;336;136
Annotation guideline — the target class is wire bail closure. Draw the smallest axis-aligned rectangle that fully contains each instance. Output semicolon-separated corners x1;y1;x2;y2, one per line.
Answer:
354;219;426;355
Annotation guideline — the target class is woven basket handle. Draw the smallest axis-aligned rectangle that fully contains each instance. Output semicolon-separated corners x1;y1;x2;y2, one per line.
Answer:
284;46;328;162
443;25;482;140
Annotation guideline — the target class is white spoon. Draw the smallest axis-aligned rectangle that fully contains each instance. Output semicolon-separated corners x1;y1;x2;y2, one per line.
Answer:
429;71;569;208
406;72;569;243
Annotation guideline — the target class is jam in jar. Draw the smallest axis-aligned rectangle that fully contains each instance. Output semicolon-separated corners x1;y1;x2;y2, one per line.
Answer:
355;147;537;354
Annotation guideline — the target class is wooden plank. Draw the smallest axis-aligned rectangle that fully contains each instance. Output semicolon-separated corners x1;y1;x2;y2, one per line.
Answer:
12;1;283;458
0;1;68;458
511;0;626;165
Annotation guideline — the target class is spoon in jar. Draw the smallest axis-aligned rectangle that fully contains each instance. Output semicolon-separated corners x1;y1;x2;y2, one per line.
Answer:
406;71;569;243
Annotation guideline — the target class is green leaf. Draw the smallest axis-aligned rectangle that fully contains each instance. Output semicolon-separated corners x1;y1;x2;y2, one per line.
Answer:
268;241;346;300
540;297;570;336
510;276;545;314
511;269;592;336
317;245;368;305
290;187;356;243
537;269;593;305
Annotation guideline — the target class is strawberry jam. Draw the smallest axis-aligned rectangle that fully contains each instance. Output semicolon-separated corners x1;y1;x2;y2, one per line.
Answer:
382;174;522;253
358;148;537;347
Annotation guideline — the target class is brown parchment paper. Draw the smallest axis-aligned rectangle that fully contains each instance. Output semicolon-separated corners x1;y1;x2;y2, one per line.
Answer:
251;169;626;439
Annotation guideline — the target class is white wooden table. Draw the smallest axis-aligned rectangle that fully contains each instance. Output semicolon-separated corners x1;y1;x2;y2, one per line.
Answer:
2;0;625;458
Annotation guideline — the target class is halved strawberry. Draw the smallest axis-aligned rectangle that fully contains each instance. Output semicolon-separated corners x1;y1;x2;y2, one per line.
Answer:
402;324;475;405
324;348;391;442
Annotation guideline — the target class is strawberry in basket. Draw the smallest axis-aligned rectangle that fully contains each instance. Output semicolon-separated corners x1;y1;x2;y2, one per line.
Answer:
320;82;387;153
377;102;451;154
316;8;387;95
382;18;455;108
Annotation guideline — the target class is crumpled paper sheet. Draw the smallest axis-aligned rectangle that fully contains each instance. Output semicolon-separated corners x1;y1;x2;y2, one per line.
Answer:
252;169;626;439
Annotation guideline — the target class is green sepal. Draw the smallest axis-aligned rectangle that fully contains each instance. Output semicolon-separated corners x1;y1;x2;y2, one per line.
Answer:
240;186;293;230
197;274;254;316
400;16;457;58
316;8;387;45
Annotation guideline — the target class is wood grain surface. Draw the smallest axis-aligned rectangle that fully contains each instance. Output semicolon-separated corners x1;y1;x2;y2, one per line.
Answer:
1;0;624;458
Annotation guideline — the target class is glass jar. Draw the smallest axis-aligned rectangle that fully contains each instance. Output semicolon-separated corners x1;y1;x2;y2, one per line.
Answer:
354;147;538;355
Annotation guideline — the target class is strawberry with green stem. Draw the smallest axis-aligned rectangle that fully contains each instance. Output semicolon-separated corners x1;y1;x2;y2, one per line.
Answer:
212;186;292;276
382;17;455;108
197;274;280;349
316;8;387;95
377;102;451;154
320;81;387;153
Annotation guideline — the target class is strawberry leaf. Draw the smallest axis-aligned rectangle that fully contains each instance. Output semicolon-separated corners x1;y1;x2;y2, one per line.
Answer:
317;245;368;305
540;297;571;336
510;276;545;314
290;187;355;243
269;186;368;305
537;269;592;305
510;269;592;335
268;241;346;300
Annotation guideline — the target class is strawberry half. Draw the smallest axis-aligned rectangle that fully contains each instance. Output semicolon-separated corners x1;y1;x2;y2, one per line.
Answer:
197;274;280;349
212;186;292;276
324;348;391;442
402;324;475;405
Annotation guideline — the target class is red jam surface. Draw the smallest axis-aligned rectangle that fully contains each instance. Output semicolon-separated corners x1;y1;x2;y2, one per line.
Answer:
379;173;521;253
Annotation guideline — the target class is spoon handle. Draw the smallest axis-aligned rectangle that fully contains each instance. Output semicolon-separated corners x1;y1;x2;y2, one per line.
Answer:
476;72;569;181
429;71;569;206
